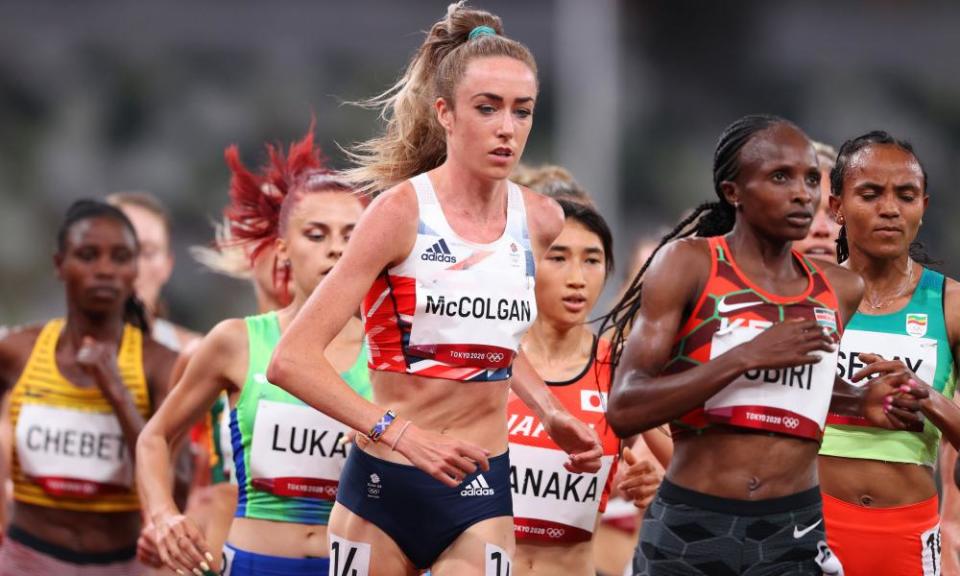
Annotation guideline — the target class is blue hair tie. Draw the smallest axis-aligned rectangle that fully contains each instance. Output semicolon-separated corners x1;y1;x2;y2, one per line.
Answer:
468;25;497;41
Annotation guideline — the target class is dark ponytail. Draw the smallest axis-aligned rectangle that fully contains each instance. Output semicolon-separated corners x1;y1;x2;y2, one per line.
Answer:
57;199;149;332
599;114;790;379
123;295;151;333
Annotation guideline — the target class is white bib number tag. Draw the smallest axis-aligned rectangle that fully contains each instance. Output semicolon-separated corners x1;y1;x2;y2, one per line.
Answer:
485;543;512;576
221;545;235;576
250;400;349;500
705;322;838;439
329;535;371;576
921;523;941;576
15;403;131;497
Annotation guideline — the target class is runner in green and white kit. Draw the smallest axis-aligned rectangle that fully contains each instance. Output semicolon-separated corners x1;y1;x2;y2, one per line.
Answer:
822;269;956;462
136;130;370;576
819;130;960;576
229;309;370;524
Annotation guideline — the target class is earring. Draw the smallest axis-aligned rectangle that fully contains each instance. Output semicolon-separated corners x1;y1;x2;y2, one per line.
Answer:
837;215;844;225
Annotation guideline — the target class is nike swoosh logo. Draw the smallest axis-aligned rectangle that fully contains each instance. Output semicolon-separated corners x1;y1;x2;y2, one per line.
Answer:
793;518;823;539
716;297;764;314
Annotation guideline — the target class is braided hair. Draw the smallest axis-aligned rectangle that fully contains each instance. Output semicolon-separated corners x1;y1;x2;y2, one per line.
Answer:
829;130;936;266
599;114;793;377
56;199;151;332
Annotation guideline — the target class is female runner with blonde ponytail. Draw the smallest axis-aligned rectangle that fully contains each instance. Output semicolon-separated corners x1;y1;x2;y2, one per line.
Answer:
267;3;602;575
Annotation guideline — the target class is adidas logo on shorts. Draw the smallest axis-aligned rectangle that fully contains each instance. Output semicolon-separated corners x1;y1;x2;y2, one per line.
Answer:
460;474;495;497
421;238;457;263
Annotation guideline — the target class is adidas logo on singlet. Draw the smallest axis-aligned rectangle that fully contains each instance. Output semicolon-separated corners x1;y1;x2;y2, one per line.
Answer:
460;474;495;497
421;238;457;263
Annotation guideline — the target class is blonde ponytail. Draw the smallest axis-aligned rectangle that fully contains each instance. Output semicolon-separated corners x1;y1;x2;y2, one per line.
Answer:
344;1;537;195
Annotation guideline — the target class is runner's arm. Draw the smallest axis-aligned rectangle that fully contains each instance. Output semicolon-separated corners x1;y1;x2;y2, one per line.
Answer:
136;321;244;574
607;239;740;436
824;263;869;417
607;239;835;437
511;351;602;472
78;335;177;465
268;187;491;486
267;188;416;439
137;320;242;522
0;327;39;543
921;277;960;449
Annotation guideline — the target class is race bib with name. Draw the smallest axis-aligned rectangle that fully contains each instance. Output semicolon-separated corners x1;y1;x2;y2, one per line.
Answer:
249;400;350;500
509;442;614;542
15;404;132;498
828;329;938;428
705;321;839;439
409;271;533;368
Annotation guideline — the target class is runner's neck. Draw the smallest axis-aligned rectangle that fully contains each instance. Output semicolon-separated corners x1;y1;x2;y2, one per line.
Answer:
522;322;592;380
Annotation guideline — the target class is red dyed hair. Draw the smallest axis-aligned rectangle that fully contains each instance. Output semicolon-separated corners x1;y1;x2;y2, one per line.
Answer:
223;125;327;265
221;123;362;305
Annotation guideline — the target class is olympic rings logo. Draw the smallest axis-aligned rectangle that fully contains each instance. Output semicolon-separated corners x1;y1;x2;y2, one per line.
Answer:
546;528;565;539
486;352;505;363
325;486;338;497
783;417;800;430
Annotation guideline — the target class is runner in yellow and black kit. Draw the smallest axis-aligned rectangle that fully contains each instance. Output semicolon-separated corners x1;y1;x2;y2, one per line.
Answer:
0;200;176;576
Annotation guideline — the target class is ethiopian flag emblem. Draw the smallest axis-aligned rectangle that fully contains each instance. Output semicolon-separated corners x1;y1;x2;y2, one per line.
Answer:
906;313;928;337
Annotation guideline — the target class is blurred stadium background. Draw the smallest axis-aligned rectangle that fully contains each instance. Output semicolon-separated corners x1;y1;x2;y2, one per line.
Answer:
2;0;958;330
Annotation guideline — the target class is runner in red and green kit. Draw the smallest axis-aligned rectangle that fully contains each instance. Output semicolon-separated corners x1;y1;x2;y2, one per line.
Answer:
600;115;928;576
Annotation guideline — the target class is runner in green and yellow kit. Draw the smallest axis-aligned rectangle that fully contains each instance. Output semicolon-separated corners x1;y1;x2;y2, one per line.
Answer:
136;130;370;576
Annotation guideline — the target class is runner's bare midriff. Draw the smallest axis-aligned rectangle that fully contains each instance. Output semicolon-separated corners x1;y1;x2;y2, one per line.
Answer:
364;370;511;464
228;518;328;558
515;517;601;576
668;427;820;500
819;455;936;507
12;503;141;552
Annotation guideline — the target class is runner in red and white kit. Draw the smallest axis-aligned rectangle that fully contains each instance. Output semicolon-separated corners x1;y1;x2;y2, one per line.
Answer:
266;5;602;575
507;198;619;575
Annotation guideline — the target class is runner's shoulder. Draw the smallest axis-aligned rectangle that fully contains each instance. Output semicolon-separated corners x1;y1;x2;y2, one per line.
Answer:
816;260;865;305
646;236;711;281
0;323;43;358
367;180;418;222
518;186;564;246
0;324;43;385
202;318;249;357
938;274;960;347
942;273;960;299
142;333;180;375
